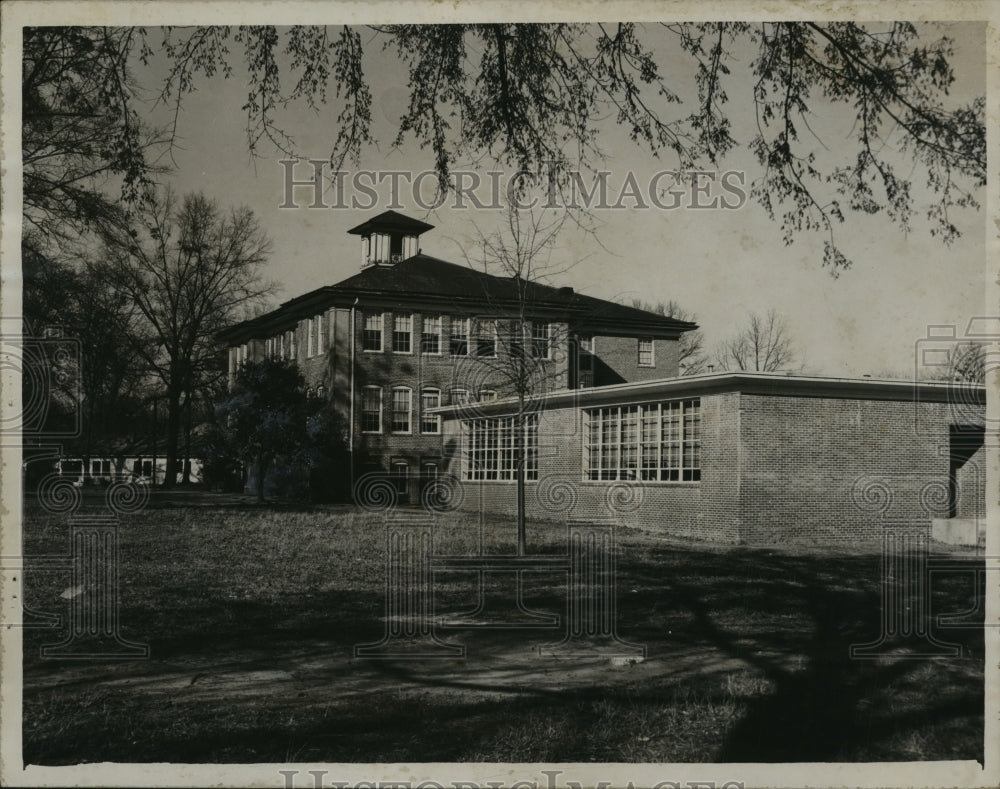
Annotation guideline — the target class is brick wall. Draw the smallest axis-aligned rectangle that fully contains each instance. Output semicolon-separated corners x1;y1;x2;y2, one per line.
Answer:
737;395;956;543
440;389;980;545
440;392;740;543
591;336;679;385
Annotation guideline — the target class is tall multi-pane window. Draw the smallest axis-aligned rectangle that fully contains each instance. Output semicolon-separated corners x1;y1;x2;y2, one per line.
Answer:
393;314;412;353
638;338;654;367
461;415;539;481
450;317;469;356
421;315;441;354
316;312;325;354
475;321;496;357
531;322;551;359
391;387;412;433
506;320;525;359
421;388;441;434
450;388;469;406
306;318;315;357
361;386;382;433
584;399;700;481
362;312;383;351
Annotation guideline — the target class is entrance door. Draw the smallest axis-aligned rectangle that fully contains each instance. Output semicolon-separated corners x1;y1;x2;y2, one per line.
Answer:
392;461;409;505
421;462;439;506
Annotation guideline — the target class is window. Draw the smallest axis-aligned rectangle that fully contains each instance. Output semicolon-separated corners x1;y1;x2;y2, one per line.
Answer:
391;387;412;433
362;312;383;351
584;399;700;482
506;320;525;359
361;386;382;433
450;388;469;406
421;388;441;434
285;329;296;360
532;322;551;359
479;390;497;403
638;338;654;367
421;315;441;354
316;312;325;354
461;415;539;481
579;335;594;353
475;321;496;357
306;318;315;358
393;314;412;353
450;317;469;356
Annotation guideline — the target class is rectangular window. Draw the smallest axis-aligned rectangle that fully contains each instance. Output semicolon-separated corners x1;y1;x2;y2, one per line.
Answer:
475;321;496;357
532;322;551;359
316;312;325;354
362;312;383;351
450;388;469;406
306;318;315;358
391;387;412;433
461;415;539;481
450;317;469;356
479;390;497;403
393;314;412;353
638;338;654;367
579;335;594;353
361;386;382;433
421;389;441;434
421;315;441;354
584;399;700;482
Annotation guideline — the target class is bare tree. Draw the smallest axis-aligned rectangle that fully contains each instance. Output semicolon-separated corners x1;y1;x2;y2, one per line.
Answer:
461;206;573;555
630;299;708;375
922;341;986;383
105;189;276;487
715;309;796;372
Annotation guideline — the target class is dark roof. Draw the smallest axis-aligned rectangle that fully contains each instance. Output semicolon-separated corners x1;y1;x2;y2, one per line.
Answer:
346;210;434;236
220;253;697;341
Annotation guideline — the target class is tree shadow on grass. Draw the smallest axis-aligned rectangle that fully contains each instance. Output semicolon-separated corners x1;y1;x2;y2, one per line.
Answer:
21;542;986;764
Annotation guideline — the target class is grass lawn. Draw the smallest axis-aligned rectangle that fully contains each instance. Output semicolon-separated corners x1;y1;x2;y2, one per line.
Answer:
19;490;985;764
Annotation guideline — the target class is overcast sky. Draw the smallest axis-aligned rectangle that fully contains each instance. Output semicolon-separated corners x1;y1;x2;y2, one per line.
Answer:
140;21;987;378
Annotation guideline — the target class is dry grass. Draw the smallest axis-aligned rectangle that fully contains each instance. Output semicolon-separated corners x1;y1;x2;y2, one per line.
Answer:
19;493;986;764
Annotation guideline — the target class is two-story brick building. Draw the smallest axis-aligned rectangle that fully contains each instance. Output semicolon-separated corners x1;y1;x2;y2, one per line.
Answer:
218;211;696;502
220;211;986;543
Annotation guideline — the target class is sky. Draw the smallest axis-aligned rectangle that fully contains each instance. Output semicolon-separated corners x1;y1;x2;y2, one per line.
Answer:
138;21;987;379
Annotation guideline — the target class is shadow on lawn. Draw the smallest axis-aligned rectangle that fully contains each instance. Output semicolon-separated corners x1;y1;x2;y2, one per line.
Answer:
22;540;985;764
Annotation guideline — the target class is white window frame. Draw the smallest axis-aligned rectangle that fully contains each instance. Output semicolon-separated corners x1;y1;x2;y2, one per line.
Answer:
421;315;442;355
474;320;497;358
450;388;469;406
460;415;539;482
392;313;413;354
306;317;315;358
638;338;655;367
478;390;498;403
361;386;382;433
582;398;700;483
391;386;412;434
450;316;470;356
362;312;384;352
420;388;441;434
531;321;551;359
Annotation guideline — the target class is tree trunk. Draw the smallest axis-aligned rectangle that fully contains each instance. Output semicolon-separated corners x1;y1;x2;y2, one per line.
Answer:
182;392;193;485
163;384;181;489
256;454;266;503
515;407;527;556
